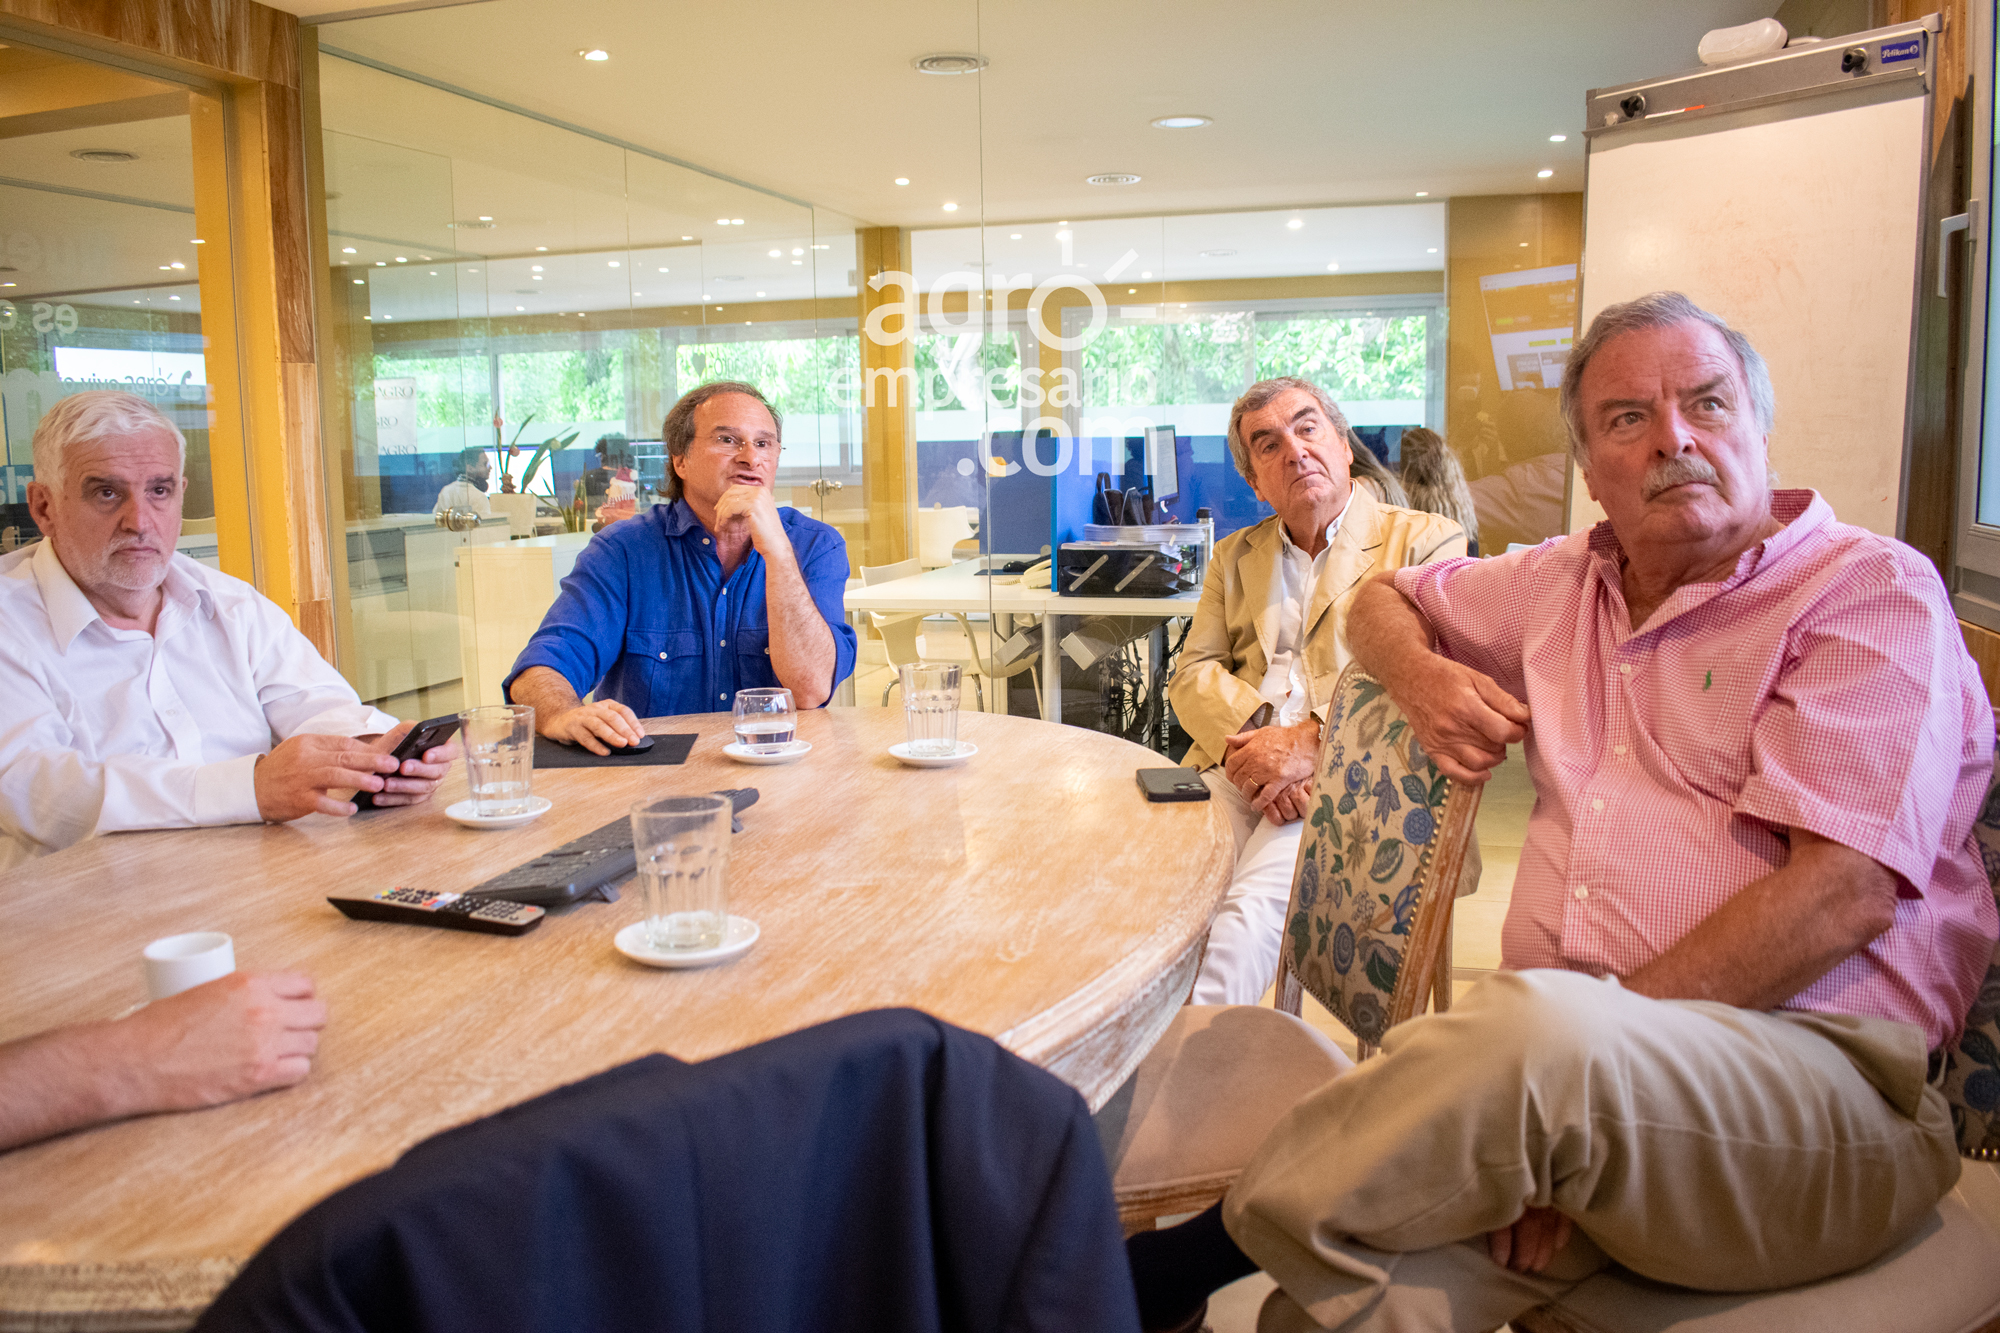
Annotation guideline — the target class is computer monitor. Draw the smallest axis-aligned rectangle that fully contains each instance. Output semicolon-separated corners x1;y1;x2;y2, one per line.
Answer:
1146;424;1179;503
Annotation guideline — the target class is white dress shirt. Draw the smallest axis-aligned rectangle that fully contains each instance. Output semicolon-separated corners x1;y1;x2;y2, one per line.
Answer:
433;478;493;517
0;540;395;871
1257;491;1354;727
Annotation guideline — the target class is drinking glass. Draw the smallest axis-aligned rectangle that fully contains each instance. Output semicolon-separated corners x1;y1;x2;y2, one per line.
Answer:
458;704;535;816
630;794;732;951
732;687;797;753
900;662;961;757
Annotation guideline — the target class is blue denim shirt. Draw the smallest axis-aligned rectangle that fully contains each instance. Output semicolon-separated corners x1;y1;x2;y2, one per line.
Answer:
504;501;857;717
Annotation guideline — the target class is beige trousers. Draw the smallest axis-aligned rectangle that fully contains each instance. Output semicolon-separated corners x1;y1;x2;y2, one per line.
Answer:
1223;969;1961;1333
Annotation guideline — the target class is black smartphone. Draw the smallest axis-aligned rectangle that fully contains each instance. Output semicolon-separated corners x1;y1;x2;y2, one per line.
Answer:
353;713;461;811
1137;766;1210;802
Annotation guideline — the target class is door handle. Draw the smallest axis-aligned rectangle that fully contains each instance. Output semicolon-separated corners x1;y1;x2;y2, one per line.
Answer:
1940;207;1974;298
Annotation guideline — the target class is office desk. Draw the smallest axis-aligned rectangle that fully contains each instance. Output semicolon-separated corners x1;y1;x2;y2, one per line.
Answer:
0;709;1229;1328
842;563;1200;718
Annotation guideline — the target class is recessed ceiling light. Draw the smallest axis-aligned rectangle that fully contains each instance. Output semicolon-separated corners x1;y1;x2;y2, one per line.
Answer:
1140;270;1152;279
429;270;438;275
532;274;543;279
516;305;524;311
811;243;830;249
1415;191;1429;197
1059;220;1069;226
395;256;407;263
682;235;694;241
1537;169;1554;178
1010;233;1022;240
1286;218;1304;229
658;266;669;273
353;278;364;284
703;294;711;300
1151;115;1211;129
532;265;543;271
190;238;205;245
608;260;620;267
364;315;372;321
1427;247;1438;253
376;261;386;266
791;259;802;265
382;313;392;319
895;177;910;186
942;202;959;212
1519;241;1530;247
1128;287;1137;294
168;294;181;301
1549;134;1567;143
1200;249;1236;258
912;53;988;74
732;218;743;225
579;48;609;60
791;248;803;256
341;246;357;254
70;148;137;162
1087;173;1141;186
467;268;478;273
158;265;170;271
536;246;548;252
478;215;493;222
170;261;185;269
756;291;766;297
768;249;781;257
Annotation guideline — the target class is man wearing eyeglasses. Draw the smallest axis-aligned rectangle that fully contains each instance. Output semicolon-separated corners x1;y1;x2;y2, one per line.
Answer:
506;381;856;752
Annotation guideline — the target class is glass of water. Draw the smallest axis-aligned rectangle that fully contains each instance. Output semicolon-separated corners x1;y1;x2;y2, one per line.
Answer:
630;794;732;951
458;704;535;817
732;687;797;754
900;662;961;757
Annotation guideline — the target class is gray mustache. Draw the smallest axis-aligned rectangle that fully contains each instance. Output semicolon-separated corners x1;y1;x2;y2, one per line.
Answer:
1641;456;1721;500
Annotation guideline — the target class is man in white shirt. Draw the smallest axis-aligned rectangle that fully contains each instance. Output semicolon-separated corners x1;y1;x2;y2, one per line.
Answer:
0;390;454;872
432;447;494;518
1168;379;1467;1004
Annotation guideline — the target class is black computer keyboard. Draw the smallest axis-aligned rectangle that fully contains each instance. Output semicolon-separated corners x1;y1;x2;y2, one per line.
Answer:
471;788;758;906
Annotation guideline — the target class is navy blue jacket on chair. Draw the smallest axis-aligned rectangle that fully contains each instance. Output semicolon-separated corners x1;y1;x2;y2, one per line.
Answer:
195;1008;1141;1333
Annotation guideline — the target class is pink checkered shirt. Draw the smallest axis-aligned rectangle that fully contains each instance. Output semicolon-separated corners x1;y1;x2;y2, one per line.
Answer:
1394;490;1998;1047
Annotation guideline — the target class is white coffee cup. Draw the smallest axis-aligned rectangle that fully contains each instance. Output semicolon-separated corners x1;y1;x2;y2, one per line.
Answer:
143;931;235;1001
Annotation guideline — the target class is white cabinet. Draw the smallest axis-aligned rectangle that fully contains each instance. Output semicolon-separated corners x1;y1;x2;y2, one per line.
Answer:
455;531;592;706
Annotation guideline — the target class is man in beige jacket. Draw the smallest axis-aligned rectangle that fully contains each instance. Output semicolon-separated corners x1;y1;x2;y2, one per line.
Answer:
1170;378;1466;1004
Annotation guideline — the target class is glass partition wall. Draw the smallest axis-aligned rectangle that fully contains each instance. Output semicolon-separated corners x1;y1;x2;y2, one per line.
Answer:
311;9;1455;748
0;42;244;572
315;53;858;713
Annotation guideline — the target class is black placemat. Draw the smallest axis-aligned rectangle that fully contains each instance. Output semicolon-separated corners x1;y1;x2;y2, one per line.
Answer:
534;733;697;769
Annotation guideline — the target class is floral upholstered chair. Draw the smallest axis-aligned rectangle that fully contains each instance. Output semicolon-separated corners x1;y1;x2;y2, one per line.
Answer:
1102;664;1483;1232
1273;665;1483;1052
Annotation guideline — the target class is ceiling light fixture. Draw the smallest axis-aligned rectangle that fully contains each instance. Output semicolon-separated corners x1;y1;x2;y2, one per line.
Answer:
1427;247;1438;253
516;305;525;311
579;48;609;60
531;265;543;271
169;295;181;301
658;266;669;273
341;246;356;254
1009;233;1022;240
769;249;781;257
811;243;830;249
894;177;910;186
1087;173;1141;186
478;215;493;222
1326;262;1340;271
70;149;137;162
353;278;364;284
395;256;407;263
1151;115;1211;129
1286;218;1304;229
682;235;694;241
190;238;205;245
608;260;621;267
756;290;766;297
912;53;988;74
376;261;386;266
1538;169;1554;178
536;246;548;252
1140;270;1152;279
1549;134;1567;143
1415;191;1430;197
792;248;804;256
791;259;802;265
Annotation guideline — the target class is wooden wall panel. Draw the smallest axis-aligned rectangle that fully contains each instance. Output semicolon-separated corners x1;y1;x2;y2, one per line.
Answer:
1963;619;2000;707
858;225;915;569
0;0;296;86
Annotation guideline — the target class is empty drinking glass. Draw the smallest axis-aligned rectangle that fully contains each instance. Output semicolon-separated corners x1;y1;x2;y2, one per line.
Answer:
900;662;961;757
458;704;535;817
630;794;732;951
733;687;797;754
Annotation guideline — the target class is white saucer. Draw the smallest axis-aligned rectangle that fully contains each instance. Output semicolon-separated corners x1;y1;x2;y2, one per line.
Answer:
614;916;759;969
722;740;811;765
444;795;552;829
888;740;978;768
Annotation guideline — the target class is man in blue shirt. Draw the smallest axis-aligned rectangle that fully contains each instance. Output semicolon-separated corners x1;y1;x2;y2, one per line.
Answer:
505;382;856;752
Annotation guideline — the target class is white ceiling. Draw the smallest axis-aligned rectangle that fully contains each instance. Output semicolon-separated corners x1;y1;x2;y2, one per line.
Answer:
310;0;1780;228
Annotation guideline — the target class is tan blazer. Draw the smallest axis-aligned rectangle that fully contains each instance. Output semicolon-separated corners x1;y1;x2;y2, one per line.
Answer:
1170;486;1467;772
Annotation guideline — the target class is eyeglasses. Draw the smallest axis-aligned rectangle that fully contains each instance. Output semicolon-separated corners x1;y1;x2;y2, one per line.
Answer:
699;430;778;454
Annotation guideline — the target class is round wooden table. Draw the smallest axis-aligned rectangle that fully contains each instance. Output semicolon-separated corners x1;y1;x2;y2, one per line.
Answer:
0;708;1230;1324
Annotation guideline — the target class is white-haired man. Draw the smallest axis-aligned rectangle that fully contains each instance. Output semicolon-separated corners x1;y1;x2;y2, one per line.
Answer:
1128;293;1996;1333
0;390;454;871
1168;377;1466;1004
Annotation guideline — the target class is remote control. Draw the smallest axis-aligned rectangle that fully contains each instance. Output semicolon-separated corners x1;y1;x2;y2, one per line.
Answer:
329;886;546;935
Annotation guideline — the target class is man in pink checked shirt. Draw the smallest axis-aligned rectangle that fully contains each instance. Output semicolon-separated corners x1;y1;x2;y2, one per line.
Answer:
1126;293;1999;1333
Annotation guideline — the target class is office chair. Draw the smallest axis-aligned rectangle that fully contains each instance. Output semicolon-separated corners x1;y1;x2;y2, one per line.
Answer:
196;1010;1140;1333
859;559;1041;716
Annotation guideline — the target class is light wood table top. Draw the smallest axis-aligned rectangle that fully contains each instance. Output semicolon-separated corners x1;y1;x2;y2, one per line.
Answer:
0;707;1230;1275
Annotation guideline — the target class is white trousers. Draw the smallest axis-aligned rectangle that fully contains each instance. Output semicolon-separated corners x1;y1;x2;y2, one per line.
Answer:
1189;770;1306;1006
